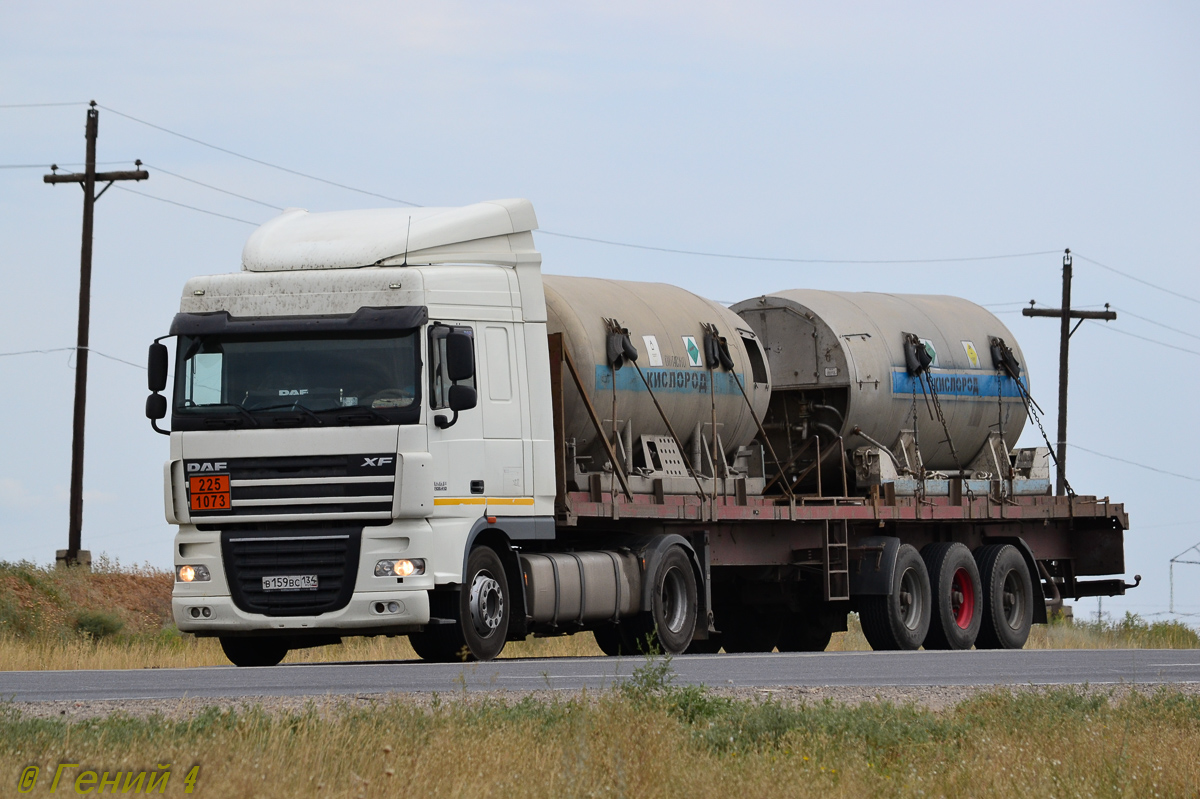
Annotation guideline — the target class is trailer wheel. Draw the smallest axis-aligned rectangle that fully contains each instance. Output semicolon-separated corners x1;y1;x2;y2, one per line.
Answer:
624;546;698;655
410;545;510;662
219;637;288;667
974;544;1033;650
777;613;833;652
921;543;982;650
860;544;931;651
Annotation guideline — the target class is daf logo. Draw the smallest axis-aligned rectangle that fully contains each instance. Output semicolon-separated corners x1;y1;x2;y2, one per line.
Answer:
362;457;394;467
187;462;227;473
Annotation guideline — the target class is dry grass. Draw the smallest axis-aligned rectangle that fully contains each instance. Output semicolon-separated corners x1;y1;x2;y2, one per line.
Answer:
2;672;1197;798
0;560;1195;671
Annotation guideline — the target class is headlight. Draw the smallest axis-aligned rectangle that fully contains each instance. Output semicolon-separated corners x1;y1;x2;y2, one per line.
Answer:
374;558;425;578
177;564;211;582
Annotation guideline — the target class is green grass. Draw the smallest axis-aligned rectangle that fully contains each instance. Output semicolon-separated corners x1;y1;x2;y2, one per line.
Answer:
2;656;1197;797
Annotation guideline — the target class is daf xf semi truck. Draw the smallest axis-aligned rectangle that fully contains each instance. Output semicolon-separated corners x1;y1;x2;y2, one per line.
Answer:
147;199;1134;666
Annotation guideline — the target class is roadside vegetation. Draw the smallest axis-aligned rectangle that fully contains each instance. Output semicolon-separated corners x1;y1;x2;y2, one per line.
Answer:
0;559;1196;670
2;654;1198;797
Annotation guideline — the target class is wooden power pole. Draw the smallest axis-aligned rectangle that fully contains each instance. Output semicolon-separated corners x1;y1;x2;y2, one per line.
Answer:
43;101;148;567
1022;249;1116;496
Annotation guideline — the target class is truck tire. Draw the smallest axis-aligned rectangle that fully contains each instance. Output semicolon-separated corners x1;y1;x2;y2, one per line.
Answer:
859;544;931;651
777;613;833;652
921;542;982;650
410;545;511;662
623;546;698;655
974;544;1034;650
220;637;288;667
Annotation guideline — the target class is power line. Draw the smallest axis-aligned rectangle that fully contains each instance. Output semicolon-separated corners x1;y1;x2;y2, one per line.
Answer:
143;163;285;210
538;231;1061;265
1112;306;1200;343
1;161;135;170
0;343;146;367
1070;443;1200;483
1096;323;1200;358
100;106;1071;265
112;184;259;226
1076;253;1200;307
99;105;423;208
0;101;87;109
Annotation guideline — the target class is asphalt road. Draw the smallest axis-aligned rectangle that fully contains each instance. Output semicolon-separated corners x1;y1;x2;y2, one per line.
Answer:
3;649;1199;702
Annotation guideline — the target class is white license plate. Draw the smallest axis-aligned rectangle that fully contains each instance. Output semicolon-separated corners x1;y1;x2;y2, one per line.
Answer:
262;575;318;592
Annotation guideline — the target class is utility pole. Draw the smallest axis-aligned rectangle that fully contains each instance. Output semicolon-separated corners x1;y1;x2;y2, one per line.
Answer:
1022;249;1116;496
43;101;148;568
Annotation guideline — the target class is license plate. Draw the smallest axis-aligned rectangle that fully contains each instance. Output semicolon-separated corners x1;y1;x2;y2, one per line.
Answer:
262;575;318;592
189;474;231;511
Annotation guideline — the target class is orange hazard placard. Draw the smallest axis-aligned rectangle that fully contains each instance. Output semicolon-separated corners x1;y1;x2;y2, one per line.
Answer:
189;474;231;511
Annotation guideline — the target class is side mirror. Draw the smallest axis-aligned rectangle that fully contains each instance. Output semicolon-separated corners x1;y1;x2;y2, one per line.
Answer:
448;384;477;412
148;343;169;392
445;331;475;382
146;393;167;420
435;385;477;429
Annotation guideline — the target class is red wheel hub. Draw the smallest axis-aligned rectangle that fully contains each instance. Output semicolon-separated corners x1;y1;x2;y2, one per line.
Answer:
951;567;975;629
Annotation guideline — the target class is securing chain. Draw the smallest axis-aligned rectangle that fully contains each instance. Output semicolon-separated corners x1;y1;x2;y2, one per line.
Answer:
1010;375;1075;497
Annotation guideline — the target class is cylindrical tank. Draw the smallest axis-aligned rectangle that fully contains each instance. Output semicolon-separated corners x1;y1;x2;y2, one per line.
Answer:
731;290;1029;470
544;275;771;465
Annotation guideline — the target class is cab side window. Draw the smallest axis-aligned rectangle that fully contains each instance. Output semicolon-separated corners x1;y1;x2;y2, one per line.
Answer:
428;325;476;410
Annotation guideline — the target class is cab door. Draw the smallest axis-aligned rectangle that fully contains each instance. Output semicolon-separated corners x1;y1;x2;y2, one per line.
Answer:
427;324;485;509
479;323;525;498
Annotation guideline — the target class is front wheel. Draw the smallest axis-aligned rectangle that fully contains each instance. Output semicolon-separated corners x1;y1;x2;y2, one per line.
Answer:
859;544;932;651
410;545;511;662
220;636;288;667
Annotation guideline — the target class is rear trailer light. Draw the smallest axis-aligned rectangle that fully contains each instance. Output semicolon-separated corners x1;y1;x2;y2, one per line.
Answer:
375;558;425;578
177;564;211;583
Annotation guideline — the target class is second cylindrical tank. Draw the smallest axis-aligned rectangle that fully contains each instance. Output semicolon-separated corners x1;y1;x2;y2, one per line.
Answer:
731;290;1029;471
544;275;771;467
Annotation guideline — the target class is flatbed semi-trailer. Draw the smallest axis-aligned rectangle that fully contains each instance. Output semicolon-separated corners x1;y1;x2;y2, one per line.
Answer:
148;199;1133;665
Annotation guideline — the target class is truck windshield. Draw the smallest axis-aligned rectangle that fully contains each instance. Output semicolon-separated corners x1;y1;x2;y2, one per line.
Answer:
172;331;420;429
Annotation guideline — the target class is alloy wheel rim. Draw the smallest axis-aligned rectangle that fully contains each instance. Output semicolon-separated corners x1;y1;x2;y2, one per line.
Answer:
469;570;504;637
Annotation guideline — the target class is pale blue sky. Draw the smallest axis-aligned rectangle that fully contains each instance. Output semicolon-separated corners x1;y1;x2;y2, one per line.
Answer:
2;2;1198;622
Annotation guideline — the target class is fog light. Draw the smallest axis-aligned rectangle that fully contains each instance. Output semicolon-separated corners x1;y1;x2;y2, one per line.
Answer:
374;559;424;577
177;564;211;582
190;607;201;618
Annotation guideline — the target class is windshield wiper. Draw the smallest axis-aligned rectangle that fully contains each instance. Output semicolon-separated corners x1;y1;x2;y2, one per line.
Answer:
252;402;325;426
190;402;260;427
316;405;392;424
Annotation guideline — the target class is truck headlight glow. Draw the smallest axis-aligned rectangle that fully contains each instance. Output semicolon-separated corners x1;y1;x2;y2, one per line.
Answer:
375;558;424;578
177;564;211;582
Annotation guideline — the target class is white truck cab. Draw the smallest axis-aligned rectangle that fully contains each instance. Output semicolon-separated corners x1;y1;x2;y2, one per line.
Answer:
153;199;559;664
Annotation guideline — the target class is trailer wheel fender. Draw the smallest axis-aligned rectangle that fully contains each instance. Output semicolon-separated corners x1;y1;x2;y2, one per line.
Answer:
981;535;1048;624
462;519;529;641
636;534;706;628
849;536;902;596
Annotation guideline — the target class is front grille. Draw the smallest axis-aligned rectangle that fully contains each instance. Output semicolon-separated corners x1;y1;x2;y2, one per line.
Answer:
187;454;395;519
222;528;361;616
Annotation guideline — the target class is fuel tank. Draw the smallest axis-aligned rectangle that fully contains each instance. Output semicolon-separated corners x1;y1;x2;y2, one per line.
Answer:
731;290;1029;471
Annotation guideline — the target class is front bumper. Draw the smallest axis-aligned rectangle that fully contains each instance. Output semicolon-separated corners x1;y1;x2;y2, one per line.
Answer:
173;588;431;637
